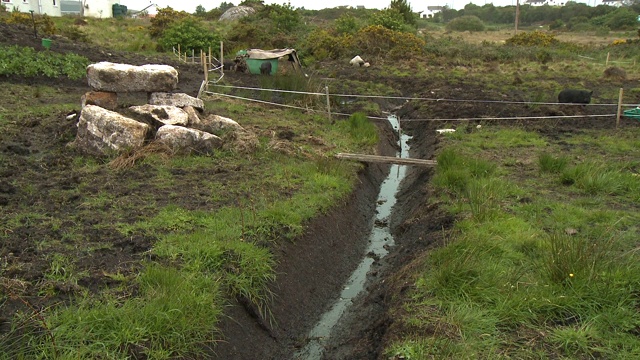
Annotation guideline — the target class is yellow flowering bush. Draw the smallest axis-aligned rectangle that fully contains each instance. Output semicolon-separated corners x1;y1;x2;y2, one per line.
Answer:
345;25;425;59
505;31;559;47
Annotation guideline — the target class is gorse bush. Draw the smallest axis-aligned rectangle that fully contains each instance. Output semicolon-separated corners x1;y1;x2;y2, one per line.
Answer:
4;11;56;36
446;15;485;32
369;8;405;31
303;25;425;60
505;30;559;47
335;13;360;34
149;7;190;38
0;45;88;80
158;17;221;52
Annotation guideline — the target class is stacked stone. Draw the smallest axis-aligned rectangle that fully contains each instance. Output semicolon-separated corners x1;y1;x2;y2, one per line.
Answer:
75;62;243;156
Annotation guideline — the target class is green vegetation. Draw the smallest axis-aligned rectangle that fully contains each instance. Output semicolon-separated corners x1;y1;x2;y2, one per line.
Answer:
0;45;88;80
445;15;485;32
388;126;640;359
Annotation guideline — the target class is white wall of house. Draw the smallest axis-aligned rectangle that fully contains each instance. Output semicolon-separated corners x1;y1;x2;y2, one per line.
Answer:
1;0;119;17
84;0;119;18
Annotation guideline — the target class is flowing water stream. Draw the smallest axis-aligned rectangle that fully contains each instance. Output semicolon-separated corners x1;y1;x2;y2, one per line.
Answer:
296;115;412;360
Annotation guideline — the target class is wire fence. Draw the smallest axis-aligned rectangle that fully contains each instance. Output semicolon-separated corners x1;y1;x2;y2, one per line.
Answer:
202;82;636;125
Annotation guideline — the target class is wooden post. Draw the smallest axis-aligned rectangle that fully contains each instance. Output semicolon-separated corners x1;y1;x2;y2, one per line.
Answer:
192;49;195;64
515;0;520;34
209;46;212;67
606;52;610;66
616;87;623;129
220;41;224;74
202;50;208;83
325;86;331;122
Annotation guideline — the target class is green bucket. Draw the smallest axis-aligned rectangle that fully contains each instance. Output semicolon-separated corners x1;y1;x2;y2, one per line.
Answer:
41;38;52;50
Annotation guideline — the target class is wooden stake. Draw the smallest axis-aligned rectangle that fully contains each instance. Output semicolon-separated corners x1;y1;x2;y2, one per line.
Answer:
325;86;331;122
192;49;195;64
606;52;610;66
514;0;520;34
209;46;212;67
220;41;224;74
178;44;181;61
616;87;623;129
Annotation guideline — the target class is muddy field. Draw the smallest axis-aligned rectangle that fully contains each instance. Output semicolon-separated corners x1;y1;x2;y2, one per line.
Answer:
2;21;640;359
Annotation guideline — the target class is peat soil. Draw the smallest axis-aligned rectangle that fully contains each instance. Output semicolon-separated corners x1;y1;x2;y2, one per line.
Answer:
2;22;640;359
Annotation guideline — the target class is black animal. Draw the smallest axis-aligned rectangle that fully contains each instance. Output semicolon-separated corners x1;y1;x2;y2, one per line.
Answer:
558;89;592;104
260;61;272;75
222;61;236;71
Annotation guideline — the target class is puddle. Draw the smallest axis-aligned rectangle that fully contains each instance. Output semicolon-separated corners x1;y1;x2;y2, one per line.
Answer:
295;115;411;359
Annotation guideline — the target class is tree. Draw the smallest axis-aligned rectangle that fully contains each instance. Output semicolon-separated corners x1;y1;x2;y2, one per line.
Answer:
389;0;416;25
194;5;206;16
219;2;235;12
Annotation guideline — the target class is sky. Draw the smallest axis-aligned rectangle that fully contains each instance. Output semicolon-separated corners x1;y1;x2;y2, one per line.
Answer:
120;0;595;15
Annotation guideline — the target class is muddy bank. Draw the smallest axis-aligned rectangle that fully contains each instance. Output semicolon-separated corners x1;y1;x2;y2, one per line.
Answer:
211;121;398;359
318;109;455;360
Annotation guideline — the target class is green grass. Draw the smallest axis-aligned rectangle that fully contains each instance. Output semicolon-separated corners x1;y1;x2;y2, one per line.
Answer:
388;126;640;359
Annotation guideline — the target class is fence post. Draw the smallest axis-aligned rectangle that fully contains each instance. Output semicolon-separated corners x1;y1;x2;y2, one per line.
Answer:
616;87;624;129
220;41;224;75
202;50;208;83
209;46;212;67
178;44;181;62
606;52;610;66
192;49;195;64
325;86;331;122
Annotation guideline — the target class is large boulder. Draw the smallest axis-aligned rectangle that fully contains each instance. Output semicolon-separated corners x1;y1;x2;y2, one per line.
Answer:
74;105;150;155
128;104;189;127
148;92;204;112
219;6;256;21
193;114;244;134
156;125;223;154
87;62;178;93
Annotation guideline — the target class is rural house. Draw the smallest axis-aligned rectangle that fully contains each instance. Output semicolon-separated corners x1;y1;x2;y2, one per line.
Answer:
1;0;122;18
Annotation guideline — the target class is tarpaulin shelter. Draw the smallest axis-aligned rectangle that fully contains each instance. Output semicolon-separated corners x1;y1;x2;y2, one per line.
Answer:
238;48;303;75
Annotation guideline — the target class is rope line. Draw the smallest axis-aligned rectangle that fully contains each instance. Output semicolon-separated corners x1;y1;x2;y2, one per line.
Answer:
204;91;618;122
206;82;634;107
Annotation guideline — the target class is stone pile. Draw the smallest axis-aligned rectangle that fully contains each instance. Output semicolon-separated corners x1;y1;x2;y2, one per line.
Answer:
73;61;248;156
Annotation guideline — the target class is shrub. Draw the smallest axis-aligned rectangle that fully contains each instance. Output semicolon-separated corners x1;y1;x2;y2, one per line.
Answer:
59;25;89;43
158;17;221;53
604;8;638;30
369;8;404;31
5;11;56;36
0;45;89;80
548;19;564;30
335;13;360;35
347;25;426;59
149;7;190;38
265;2;300;33
390;0;416;26
446;15;485;32
505;31;559;47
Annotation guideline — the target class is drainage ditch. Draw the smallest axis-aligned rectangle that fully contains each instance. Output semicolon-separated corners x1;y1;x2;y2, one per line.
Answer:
296;115;412;359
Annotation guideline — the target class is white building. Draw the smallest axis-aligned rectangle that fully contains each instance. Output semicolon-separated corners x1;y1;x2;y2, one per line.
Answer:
418;5;445;18
1;0;122;18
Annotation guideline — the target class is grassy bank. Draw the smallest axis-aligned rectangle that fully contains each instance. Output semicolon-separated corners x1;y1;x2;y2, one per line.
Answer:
387;124;640;359
0;75;379;358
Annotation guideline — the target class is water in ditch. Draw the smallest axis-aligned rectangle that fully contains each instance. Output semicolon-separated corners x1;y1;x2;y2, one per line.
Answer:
295;115;411;360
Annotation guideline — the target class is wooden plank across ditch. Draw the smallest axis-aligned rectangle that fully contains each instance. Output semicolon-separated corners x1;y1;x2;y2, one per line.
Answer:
335;153;437;167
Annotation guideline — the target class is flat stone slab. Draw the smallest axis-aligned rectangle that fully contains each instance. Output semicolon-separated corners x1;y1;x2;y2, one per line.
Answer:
87;62;178;93
156;125;223;155
129;104;189;127
75;105;150;155
149;92;204;111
